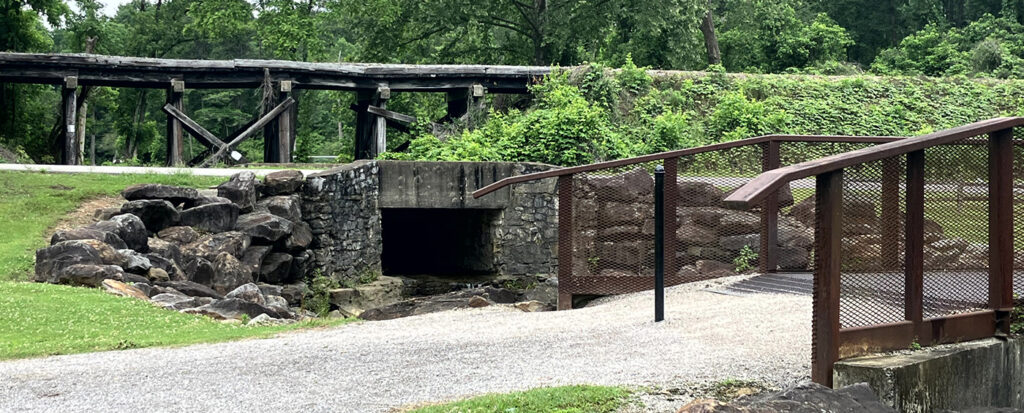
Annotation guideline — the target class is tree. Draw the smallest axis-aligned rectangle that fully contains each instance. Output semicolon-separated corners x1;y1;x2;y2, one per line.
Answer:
700;0;721;65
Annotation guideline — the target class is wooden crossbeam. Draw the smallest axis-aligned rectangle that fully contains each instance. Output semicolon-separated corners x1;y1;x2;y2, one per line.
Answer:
200;97;294;167
162;103;226;150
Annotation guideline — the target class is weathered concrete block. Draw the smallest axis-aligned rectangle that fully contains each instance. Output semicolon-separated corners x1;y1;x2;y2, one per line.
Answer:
834;337;1024;412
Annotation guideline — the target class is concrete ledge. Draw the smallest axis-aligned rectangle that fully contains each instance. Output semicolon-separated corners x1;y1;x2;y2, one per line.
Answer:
834;337;1024;412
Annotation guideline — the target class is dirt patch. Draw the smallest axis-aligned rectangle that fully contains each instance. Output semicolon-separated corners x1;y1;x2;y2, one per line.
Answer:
49;196;124;237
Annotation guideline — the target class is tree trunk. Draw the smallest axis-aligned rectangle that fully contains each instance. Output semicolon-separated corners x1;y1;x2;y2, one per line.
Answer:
700;1;721;66
532;0;547;65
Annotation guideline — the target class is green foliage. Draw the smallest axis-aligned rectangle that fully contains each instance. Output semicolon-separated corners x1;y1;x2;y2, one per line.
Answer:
872;15;1024;78
410;385;631;413
304;270;339;317
733;245;758;273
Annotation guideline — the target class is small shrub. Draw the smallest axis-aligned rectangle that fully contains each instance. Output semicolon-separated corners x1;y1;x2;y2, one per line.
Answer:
733;245;758;273
303;270;339;317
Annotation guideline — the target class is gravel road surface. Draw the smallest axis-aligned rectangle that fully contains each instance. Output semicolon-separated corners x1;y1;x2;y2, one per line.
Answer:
0;278;811;412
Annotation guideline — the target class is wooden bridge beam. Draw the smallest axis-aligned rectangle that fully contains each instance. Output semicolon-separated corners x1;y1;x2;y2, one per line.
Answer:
444;84;485;122
165;79;184;166
353;86;389;160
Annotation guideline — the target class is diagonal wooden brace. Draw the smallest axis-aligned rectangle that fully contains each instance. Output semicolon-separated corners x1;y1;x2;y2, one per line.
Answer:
200;97;295;167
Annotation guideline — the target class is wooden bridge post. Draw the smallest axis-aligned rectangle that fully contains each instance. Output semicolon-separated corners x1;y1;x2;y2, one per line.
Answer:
165;79;184;166
375;86;390;156
277;80;294;163
354;87;389;160
989;128;1014;334
881;157;902;271
445;84;485;122
60;76;79;165
263;83;281;163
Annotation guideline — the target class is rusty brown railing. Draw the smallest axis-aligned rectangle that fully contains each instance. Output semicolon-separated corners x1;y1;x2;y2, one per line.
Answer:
474;134;906;310
724;117;1024;386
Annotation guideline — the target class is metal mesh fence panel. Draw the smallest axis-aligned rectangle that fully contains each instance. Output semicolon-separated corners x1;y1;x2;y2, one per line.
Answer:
919;143;990;319
836;156;908;329
570;160;663;295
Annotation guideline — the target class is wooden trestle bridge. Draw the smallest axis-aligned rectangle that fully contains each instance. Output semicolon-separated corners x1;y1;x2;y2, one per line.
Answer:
0;52;550;166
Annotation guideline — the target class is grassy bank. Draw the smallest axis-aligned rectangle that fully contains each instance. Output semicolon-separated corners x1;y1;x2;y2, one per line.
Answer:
409;385;632;413
0;171;351;360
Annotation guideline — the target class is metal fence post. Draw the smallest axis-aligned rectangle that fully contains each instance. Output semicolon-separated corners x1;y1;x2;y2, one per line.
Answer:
654;165;665;322
760;140;780;273
812;169;843;387
989;128;1014;334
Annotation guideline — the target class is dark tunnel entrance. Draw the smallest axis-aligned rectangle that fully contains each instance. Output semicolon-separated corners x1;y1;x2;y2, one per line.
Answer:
380;208;500;276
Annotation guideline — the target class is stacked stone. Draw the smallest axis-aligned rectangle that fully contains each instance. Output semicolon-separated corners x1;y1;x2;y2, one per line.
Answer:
34;170;315;322
789;196;991;272
572;168;814;279
301;161;382;284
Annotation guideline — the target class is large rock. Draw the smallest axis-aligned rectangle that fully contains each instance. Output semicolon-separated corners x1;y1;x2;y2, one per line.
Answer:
91;214;149;252
235;213;293;243
778;246;810;270
147;238;183;269
585;168;653;202
262;170;305;195
144;253;183;280
677;181;725;207
157;226;199;245
186;257;216;286
151;293;212;310
50;228;128;250
178;202;240;233
217;171;258;212
120;200;179;232
280;282;308;306
183;298;290;320
281;221;312;251
155;280;224;299
599;202;652;225
289;251;310;281
719;234;760;252
121;184;200;205
225;283;265;305
328;276;406;317
677;224;718;246
57;264;126;287
101;279;149;300
183;231;251;262
34;240;104;283
258;253;293;284
256;195;302;223
676;382;893;413
116;249;153;274
718;212;761;235
240;246;272;275
211;252;253;294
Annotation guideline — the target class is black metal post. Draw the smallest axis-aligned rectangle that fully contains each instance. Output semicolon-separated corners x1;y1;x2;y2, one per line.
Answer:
654;164;665;322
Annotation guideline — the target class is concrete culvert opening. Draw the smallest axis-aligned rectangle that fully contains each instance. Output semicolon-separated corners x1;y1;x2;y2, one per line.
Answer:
381;208;499;276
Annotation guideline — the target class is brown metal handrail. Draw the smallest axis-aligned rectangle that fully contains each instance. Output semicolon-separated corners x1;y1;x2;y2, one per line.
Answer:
722;117;1024;208
472;134;905;199
718;117;1024;387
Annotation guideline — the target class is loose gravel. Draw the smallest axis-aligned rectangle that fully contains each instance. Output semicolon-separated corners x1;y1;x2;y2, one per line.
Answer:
0;276;811;412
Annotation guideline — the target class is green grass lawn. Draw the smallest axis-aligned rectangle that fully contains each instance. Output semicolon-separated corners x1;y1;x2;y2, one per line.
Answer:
0;171;352;360
409;385;632;413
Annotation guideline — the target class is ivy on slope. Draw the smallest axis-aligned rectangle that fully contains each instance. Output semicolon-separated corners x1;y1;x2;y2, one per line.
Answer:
387;60;1024;166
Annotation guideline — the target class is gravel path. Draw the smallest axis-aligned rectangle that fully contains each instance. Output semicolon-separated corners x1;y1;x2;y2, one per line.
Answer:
0;278;811;412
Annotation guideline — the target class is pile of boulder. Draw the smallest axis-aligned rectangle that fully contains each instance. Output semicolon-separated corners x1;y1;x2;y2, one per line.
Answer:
572;168;813;279
34;170;315;323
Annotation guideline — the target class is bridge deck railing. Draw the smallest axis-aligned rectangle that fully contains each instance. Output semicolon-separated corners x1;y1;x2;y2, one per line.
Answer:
724;117;1024;386
475;134;909;309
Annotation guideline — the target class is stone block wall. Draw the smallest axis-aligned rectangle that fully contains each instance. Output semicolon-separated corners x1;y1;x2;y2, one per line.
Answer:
302;161;558;284
303;161;383;282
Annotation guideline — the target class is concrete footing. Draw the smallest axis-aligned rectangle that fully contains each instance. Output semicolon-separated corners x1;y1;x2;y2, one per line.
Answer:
834;337;1024;412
